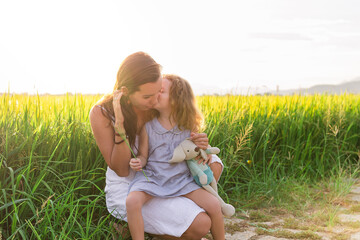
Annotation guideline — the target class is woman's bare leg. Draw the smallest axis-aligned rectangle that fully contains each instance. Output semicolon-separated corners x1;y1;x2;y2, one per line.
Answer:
181;212;212;240
185;189;225;240
126;191;153;240
112;215;210;240
150;211;211;240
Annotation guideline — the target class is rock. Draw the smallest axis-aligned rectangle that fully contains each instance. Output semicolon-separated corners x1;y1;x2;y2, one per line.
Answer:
257;236;288;240
350;194;360;202
350;231;360;240
351;187;360;194
225;231;257;240
339;214;360;222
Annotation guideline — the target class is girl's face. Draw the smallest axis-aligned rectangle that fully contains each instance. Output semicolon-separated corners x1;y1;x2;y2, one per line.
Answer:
153;78;171;111
128;77;162;111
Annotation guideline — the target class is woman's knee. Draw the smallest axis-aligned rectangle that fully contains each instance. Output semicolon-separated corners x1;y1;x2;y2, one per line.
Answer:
182;212;211;240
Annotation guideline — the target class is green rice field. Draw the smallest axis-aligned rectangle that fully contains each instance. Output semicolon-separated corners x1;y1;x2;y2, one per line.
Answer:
1;93;360;239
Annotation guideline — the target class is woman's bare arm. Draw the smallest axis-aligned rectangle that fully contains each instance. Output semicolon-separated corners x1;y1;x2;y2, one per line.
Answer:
89;105;131;177
210;162;222;182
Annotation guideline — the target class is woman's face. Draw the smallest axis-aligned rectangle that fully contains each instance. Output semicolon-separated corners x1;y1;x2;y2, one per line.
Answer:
128;77;162;111
153;78;171;111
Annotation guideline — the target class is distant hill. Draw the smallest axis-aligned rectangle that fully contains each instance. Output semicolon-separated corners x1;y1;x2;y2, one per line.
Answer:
269;77;360;95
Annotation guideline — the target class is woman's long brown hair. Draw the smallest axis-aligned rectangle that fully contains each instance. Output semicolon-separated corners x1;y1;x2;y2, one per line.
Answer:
98;52;161;147
163;74;204;132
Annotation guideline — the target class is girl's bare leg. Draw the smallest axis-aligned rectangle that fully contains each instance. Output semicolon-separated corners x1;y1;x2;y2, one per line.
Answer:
126;191;153;240
185;189;225;240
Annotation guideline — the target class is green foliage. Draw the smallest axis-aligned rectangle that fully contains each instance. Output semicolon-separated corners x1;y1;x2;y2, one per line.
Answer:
1;93;360;238
0;94;110;239
198;94;360;205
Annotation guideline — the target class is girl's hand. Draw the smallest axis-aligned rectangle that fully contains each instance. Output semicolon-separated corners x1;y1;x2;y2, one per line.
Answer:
129;158;143;172
196;152;212;165
113;89;125;130
190;132;209;150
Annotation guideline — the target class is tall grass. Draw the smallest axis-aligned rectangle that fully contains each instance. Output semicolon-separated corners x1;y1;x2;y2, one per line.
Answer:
1;93;360;239
1;94;111;239
199;94;360;208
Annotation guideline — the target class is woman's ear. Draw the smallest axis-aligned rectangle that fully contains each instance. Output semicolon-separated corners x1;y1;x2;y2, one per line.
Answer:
121;86;129;96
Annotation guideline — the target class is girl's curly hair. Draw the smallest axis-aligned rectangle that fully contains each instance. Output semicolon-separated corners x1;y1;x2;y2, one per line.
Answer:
163;74;204;132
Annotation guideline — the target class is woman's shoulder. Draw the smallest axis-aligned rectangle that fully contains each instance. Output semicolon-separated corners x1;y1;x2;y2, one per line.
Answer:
89;105;113;127
89;105;103;119
89;94;113;118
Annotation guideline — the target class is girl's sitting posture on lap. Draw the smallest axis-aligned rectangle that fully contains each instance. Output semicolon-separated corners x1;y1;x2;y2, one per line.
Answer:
126;74;225;240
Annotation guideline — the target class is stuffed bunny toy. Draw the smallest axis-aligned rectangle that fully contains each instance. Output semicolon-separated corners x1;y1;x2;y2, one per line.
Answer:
169;139;235;217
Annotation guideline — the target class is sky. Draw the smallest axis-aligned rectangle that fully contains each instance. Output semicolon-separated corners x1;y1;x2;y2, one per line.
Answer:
1;0;360;95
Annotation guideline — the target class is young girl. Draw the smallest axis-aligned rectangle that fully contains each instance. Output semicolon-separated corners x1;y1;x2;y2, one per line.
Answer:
126;74;225;240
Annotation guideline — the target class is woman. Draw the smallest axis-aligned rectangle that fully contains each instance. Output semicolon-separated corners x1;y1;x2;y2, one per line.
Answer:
89;52;223;239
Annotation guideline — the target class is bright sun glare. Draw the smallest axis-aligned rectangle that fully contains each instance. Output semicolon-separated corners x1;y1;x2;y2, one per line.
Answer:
1;0;359;95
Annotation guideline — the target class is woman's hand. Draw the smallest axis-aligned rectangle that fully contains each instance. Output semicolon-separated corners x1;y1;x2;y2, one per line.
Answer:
113;89;125;132
129;158;143;172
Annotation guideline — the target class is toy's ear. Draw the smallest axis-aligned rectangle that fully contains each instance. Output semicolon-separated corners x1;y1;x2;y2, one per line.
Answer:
200;149;208;161
169;145;186;163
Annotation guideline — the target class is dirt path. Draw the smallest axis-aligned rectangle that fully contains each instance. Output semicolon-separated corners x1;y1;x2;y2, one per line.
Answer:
223;184;360;240
148;182;360;240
